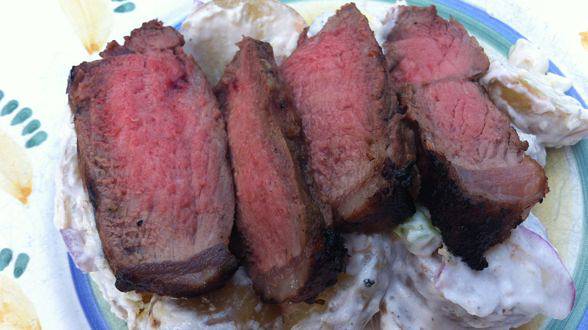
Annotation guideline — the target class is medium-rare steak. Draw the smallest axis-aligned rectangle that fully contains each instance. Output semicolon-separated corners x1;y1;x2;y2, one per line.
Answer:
67;20;238;296
401;80;548;269
385;6;547;269
281;3;414;228
216;37;345;303
384;5;489;86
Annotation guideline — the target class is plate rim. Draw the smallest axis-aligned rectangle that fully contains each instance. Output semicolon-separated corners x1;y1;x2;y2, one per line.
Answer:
68;0;588;329
68;256;110;330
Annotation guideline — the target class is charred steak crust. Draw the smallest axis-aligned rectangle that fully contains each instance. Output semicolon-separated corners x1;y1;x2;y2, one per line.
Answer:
246;228;347;304
115;243;238;297
384;96;420;227
215;38;345;303
294;228;347;303
385;6;547;269
418;149;533;270
282;3;413;228
68;20;238;296
400;83;548;269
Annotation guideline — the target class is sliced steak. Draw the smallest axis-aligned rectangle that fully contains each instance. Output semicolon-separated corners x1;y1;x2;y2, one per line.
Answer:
67;20;238;297
216;38;345;303
281;3;414;228
385;6;547;269
401;80;548;269
384;5;489;86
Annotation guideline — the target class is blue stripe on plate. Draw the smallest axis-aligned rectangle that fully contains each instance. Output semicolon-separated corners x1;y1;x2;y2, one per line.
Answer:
71;1;588;329
580;312;588;330
68;256;110;330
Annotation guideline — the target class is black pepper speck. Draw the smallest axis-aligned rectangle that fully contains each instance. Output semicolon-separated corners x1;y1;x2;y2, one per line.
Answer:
363;278;375;287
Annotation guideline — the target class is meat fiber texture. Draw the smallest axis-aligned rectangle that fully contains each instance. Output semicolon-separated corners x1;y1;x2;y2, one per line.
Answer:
215;37;345;303
67;20;238;297
384;5;490;88
281;3;415;229
385;6;548;269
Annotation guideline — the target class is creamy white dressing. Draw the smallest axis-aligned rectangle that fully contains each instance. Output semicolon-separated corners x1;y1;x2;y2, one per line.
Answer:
137;234;396;330
134;269;263;330
507;39;549;75
380;211;575;329
306;9;335;38
55;3;582;329
180;0;305;85
138;298;227;330
290;234;395;330
482;39;588;147
516;128;547;166
305;0;406;46
374;1;406;46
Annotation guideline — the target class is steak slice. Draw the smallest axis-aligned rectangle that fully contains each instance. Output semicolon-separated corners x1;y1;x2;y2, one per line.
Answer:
281;3;413;228
384;5;489;86
67;20;238;297
216;38;345;303
401;80;548;269
385;6;547;269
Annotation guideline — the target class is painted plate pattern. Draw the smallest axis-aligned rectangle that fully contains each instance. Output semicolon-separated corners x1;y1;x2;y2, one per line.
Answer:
70;0;588;329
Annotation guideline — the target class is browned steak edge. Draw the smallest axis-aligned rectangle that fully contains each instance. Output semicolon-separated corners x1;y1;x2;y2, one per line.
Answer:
215;38;346;303
417;147;544;269
299;4;415;229
400;87;548;269
115;244;238;297
247;228;347;304
67;20;239;297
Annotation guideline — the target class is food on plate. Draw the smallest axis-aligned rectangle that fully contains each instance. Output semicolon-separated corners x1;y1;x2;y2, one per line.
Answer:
133;234;391;329
55;130;145;323
392;206;441;256
381;211;575;329
66;20;238;297
56;1;583;328
58;125;397;329
385;6;548;269
398;80;548;269
281;3;415;228
482;39;588;147
281;234;394;329
384;5;489;86
215;37;345;303
181;0;305;84
516;128;547;166
136;268;283;329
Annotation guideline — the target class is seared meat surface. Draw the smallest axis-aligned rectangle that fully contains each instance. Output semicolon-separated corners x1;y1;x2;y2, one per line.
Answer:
400;80;548;269
216;37;345;303
68;20;238;296
385;6;547;269
282;3;414;228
